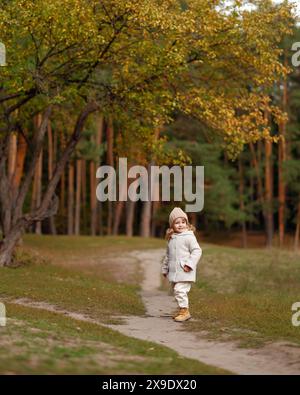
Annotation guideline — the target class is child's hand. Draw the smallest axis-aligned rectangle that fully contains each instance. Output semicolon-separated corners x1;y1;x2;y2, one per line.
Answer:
183;265;192;272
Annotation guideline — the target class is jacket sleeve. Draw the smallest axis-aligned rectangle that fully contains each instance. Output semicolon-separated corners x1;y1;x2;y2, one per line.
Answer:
161;246;169;275
180;235;202;271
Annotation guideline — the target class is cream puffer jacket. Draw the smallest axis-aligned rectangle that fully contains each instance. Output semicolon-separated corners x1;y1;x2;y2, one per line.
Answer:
161;230;202;283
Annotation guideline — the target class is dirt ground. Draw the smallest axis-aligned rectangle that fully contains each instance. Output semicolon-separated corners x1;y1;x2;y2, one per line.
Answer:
8;248;300;375
105;249;300;375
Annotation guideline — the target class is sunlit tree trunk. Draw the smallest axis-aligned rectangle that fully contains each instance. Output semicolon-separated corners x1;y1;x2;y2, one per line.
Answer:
126;162;136;237
90;160;97;236
189;212;197;228
106;116;114;235
265;132;273;248
151;201;160;237
47;120;56;234
95;115;104;235
81;159;87;234
75;159;82;235
60;169;65;216
278;61;288;248
12;132;27;198
31;114;43;235
126;201;136;237
59;131;66;219
113;193;126;235
113;132;127;235
249;141;266;242
249;166;254;231
140;127;160;237
140;199;152;237
68;162;74;235
238;157;247;248
8;133;17;183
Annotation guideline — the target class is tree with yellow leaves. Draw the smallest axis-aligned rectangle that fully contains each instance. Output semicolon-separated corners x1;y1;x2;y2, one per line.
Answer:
0;0;295;265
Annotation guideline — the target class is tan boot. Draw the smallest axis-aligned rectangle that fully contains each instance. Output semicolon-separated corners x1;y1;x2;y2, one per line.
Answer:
172;308;180;319
174;307;191;322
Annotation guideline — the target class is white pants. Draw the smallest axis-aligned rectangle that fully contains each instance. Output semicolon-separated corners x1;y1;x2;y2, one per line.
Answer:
172;282;192;308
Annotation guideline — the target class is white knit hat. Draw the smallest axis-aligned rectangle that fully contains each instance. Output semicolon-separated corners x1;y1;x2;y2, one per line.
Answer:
169;207;189;227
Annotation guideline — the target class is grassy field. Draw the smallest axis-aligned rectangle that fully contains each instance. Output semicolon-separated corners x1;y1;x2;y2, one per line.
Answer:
1;235;166;323
1;303;229;374
0;234;230;374
182;244;300;348
2;233;299;373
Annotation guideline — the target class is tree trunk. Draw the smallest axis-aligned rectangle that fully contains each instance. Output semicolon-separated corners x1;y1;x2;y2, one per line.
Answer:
106;116;114;235
249;141;267;242
31;114;43;235
95;115;104;236
0;108;52;266
0;103;99;266
47;119;56;235
68;162;74;235
278;64;288;247
12;131;27;205
113;200;125;235
81;159;87;234
75;159;82;235
278;133;286;248
126;200;135;237
0;226;24;267
113;154;127;235
294;198;300;251
60;169;65;216
238;157;247;248
151;200;160;237
140;162;152;238
59;131;66;217
35;150;43;234
140;128;161;238
265;136;273;248
190;212;197;228
8;133;17;183
90;161;97;236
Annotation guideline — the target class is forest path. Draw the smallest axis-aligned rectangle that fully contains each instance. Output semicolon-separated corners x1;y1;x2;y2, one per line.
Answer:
9;248;300;375
104;249;300;375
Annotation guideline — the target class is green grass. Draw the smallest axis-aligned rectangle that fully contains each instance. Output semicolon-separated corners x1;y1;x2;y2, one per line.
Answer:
0;235;230;374
0;235;165;323
23;234;165;257
180;244;300;347
0;302;230;374
0;250;143;323
3;233;299;372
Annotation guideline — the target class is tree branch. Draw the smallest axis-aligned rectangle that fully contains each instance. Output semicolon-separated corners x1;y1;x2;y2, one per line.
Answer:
29;101;99;222
12;106;52;225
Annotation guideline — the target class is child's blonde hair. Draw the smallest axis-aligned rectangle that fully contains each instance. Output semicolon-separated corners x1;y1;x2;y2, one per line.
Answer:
165;219;196;241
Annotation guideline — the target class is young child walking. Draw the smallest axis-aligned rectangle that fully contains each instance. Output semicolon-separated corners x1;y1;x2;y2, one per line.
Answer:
161;207;202;322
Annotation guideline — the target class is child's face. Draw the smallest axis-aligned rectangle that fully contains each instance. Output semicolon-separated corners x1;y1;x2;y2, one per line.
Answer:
173;217;188;233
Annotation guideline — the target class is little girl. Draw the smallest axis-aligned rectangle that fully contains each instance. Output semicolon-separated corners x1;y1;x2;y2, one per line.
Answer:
161;207;202;322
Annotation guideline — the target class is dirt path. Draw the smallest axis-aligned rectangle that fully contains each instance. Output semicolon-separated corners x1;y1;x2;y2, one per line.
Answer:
105;249;300;375
8;248;300;375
